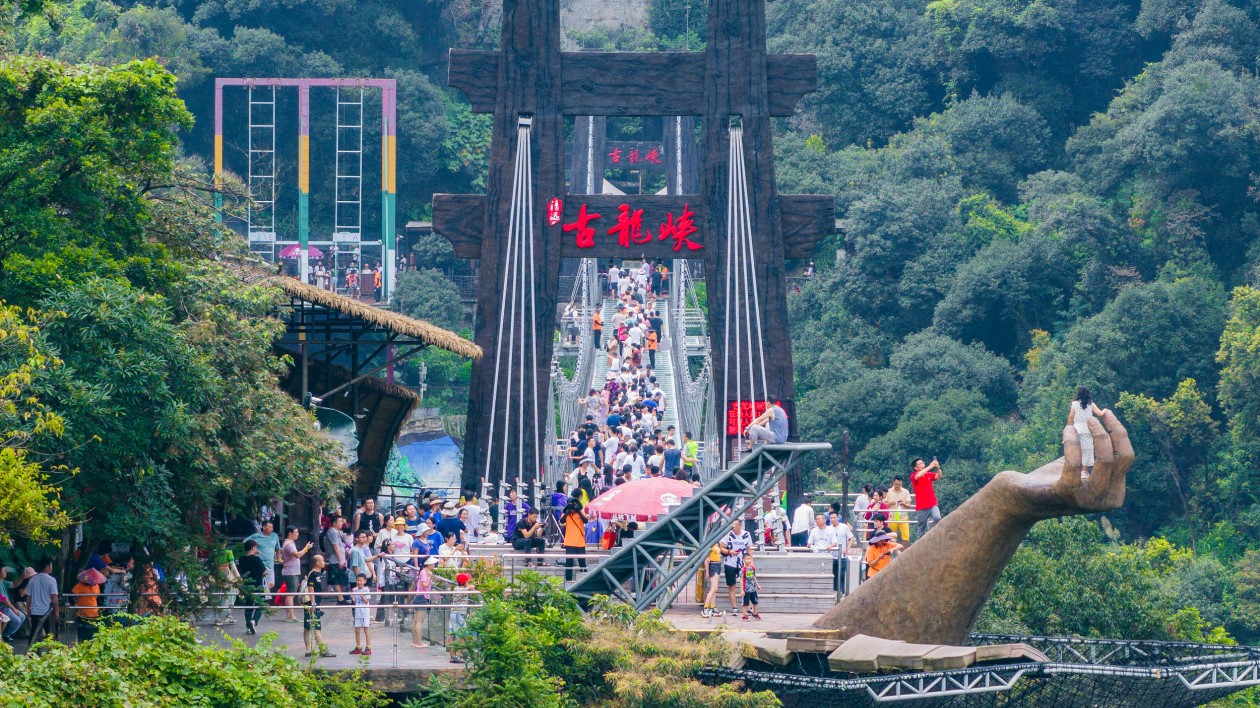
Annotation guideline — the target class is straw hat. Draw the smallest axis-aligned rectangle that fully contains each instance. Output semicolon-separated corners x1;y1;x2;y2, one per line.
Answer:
77;568;107;586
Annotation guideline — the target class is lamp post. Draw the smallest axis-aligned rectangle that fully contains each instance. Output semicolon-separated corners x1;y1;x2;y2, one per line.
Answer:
840;429;850;521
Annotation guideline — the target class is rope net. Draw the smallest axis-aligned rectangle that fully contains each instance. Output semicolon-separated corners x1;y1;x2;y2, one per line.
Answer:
699;635;1260;707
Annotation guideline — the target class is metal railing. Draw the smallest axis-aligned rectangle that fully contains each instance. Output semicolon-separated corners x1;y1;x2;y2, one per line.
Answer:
670;259;719;481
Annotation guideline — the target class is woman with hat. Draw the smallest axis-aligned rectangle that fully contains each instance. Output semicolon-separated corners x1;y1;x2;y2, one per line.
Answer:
435;500;464;547
71;568;106;641
864;531;903;579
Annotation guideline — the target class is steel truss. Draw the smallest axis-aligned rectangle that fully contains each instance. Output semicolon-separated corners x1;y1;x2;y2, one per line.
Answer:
568;442;830;611
700;634;1260;706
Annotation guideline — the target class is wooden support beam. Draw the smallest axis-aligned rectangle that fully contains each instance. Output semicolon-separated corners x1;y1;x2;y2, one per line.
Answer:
780;194;835;259
449;49;817;117
433;193;834;260
431;194;485;259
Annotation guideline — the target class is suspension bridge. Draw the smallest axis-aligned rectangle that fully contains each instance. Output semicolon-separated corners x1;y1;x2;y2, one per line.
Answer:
420;0;1260;705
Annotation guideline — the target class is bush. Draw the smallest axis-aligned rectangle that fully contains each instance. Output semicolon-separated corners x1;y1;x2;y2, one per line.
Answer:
0;616;384;706
410;573;779;707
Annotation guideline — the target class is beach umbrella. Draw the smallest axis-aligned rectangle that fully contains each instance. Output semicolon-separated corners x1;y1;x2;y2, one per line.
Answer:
277;244;325;259
585;478;696;522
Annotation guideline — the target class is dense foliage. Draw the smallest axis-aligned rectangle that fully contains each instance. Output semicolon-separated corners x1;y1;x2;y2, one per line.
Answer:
413;570;779;708
769;0;1260;646
0;54;346;580
0;616;384;705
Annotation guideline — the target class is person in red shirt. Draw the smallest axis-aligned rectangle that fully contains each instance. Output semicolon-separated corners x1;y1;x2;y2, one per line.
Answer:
911;457;943;538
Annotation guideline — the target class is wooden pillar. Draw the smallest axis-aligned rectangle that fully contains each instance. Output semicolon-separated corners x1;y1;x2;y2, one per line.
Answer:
461;0;565;491
701;1;798;496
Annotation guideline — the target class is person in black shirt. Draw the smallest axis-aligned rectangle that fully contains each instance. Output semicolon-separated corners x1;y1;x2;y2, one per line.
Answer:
352;498;385;541
237;540;267;635
512;509;546;565
301;555;334;658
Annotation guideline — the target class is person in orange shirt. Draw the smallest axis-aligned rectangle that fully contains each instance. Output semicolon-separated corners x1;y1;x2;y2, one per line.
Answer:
562;496;588;582
372;263;383;302
71;567;106;641
593;310;603;348
646;329;659;369
864;531;903;579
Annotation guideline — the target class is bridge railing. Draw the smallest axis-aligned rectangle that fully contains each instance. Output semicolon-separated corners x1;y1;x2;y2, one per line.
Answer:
671;259;720;481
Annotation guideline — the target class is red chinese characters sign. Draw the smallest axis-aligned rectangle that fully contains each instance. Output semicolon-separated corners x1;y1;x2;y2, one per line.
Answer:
606;143;664;166
725;400;784;437
565;201;702;253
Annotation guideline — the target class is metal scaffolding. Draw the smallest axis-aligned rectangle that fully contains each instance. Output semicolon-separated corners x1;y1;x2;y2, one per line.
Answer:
247;86;277;250
567;442;830;611
334;86;364;243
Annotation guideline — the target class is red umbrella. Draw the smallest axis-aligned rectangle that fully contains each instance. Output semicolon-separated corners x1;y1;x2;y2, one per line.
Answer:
585;478;697;522
277;244;325;259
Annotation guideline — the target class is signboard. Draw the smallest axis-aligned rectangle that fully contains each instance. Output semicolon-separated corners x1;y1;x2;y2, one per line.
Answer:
604;141;665;168
725;400;782;437
563;200;702;253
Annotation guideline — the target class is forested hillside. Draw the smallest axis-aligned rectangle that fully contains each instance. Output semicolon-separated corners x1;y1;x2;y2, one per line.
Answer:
9;0;1260;646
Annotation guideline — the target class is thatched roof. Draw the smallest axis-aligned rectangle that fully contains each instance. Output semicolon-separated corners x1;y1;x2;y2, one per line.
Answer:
278;351;417;498
270;277;482;360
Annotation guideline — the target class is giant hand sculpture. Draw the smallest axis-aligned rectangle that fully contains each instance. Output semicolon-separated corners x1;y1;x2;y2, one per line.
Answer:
813;411;1134;645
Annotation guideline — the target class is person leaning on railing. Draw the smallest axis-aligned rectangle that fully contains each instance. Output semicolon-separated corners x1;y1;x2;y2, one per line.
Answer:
70;568;106;642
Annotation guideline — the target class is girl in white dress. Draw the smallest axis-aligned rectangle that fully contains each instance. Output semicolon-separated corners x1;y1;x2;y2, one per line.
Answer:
1068;387;1109;474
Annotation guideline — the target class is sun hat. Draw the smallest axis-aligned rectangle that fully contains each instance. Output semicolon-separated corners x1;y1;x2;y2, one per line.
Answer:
441;501;458;517
424;556;439;566
77;568;107;586
868;531;897;545
393;517;407;527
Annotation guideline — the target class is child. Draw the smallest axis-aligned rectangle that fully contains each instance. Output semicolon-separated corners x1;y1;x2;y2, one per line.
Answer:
740;549;762;621
350;573;372;656
449;572;474;664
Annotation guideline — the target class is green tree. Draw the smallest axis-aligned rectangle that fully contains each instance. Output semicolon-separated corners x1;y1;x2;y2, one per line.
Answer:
395;268;466;331
768;0;940;147
980;517;1233;641
0;56;193;265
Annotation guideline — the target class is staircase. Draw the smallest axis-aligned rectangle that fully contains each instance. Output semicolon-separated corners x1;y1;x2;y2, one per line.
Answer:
568;442;831;611
748;554;837;613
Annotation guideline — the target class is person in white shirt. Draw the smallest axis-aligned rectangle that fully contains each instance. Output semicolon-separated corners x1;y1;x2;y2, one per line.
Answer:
461;494;482;542
807;515;835;553
608;265;621;297
603;432;620;463
26;559;59;643
720;520;753;614
791;497;815;547
827;511;856;594
629;448;647;479
852;485;872;533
